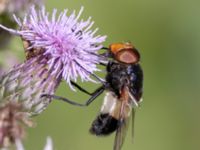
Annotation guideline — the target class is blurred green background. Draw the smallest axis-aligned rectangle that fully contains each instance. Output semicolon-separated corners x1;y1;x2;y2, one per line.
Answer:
2;0;200;150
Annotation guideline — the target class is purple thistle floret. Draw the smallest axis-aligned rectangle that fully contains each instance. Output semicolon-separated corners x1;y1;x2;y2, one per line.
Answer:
0;6;107;88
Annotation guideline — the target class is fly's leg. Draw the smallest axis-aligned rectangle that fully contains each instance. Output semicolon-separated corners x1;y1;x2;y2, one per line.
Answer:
41;86;105;107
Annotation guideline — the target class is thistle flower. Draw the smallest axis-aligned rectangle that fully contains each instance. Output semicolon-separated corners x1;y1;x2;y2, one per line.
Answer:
0;6;107;87
0;5;106;111
0;5;106;148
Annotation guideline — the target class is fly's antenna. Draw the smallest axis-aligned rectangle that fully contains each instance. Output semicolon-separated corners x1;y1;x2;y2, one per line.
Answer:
100;47;112;58
102;47;109;50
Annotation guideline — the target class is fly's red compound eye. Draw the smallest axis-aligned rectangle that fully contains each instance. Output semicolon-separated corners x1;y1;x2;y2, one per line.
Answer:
115;48;140;64
108;43;140;64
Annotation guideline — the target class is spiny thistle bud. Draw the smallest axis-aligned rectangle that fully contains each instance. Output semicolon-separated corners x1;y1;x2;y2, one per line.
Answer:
0;102;33;148
0;56;61;115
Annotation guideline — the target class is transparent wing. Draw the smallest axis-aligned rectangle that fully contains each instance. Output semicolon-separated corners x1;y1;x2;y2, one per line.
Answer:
113;114;131;150
113;86;132;150
128;91;138;143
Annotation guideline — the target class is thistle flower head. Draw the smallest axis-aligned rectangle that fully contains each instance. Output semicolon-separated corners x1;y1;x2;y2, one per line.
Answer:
0;6;106;148
1;6;107;87
0;102;33;147
0;6;107;114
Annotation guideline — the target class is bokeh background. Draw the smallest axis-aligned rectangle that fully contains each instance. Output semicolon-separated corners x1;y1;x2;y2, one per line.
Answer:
1;0;200;150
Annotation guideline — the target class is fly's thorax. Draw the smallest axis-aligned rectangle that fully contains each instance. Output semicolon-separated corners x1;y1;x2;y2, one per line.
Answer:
127;64;143;102
106;61;131;96
106;61;143;103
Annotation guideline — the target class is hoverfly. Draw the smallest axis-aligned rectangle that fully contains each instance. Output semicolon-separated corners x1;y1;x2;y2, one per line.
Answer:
42;42;143;150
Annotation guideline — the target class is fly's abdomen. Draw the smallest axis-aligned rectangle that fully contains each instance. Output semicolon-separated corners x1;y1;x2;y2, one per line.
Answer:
90;113;119;135
90;92;120;135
